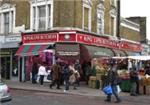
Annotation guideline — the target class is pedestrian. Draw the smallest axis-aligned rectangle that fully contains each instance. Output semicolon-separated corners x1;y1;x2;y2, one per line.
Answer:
85;62;92;85
38;63;47;85
74;60;81;86
145;63;150;75
130;70;139;96
104;63;122;103
31;62;38;84
49;61;61;89
69;63;79;90
62;64;71;92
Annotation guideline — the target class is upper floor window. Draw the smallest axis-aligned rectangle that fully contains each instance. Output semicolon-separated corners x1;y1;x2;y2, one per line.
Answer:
110;0;117;7
82;0;91;31
30;0;53;31
97;4;104;35
0;4;15;34
111;16;115;35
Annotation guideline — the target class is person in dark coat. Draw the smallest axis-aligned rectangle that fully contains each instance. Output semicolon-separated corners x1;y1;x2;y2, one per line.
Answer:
62;64;71;92
32;62;38;84
105;64;121;103
49;62;61;89
130;70;139;96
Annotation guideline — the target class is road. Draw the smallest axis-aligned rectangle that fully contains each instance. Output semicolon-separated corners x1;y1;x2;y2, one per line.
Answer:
1;89;150;105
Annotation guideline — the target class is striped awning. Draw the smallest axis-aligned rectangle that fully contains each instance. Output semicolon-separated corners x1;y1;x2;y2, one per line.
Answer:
15;44;49;56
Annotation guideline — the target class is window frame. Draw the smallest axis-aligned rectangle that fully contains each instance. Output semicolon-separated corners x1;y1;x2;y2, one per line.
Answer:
82;0;92;31
97;4;105;35
30;0;53;31
0;4;15;34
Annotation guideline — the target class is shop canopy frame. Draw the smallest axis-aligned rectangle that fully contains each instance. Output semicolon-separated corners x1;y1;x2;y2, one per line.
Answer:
112;55;150;61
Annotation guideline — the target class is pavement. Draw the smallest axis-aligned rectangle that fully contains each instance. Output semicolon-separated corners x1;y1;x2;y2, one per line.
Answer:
3;80;129;97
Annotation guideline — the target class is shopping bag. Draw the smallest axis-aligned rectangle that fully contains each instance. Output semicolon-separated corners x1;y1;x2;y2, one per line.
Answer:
102;85;112;94
117;85;121;93
47;74;52;80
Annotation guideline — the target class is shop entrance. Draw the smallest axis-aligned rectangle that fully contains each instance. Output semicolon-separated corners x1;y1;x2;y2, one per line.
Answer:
0;57;10;79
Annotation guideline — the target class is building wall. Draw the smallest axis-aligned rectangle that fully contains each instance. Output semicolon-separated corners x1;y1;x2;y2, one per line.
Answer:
127;17;147;43
53;0;82;28
12;1;30;29
53;0;117;36
0;0;30;29
120;25;141;42
0;0;142;43
104;0;111;35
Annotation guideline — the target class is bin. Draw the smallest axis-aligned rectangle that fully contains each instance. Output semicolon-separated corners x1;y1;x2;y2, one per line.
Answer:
120;79;131;92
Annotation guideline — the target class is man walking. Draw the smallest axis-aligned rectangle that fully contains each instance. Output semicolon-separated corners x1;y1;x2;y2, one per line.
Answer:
50;62;61;89
105;63;121;103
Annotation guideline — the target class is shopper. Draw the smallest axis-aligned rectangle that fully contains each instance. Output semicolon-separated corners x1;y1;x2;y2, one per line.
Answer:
104;63;122;103
74;60;81;86
50;62;61;89
31;62;38;84
62;64;71;92
69;63;79;90
130;70;139;96
38;63;47;85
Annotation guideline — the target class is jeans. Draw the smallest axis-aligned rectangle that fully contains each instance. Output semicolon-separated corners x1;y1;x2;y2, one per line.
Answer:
64;79;69;90
107;85;121;101
130;82;137;95
39;75;44;85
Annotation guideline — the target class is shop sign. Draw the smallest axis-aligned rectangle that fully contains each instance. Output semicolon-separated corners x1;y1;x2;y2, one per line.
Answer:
0;51;11;56
77;34;119;49
22;33;58;44
5;36;21;42
57;51;79;56
120;41;142;52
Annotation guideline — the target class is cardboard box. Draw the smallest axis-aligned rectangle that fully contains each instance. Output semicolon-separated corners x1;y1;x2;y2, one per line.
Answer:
145;85;150;95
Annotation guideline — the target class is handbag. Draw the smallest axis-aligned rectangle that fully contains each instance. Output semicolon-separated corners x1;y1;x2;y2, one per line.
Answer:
117;85;121;93
47;74;52;80
102;85;112;94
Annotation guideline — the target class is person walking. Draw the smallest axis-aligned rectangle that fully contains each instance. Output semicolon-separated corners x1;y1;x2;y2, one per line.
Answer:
50;62;61;89
62;64;71;92
31;62;38;84
69;63;80;90
104;63;122;103
38;63;47;85
74;60;81;86
130;70;139;96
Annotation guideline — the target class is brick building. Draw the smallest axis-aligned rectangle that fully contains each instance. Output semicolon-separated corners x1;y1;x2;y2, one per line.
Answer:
0;0;143;81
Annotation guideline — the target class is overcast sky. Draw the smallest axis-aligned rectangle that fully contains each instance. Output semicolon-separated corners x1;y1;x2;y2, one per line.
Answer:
121;0;150;40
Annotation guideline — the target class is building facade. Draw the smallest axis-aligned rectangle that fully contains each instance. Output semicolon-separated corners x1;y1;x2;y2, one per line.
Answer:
0;0;143;81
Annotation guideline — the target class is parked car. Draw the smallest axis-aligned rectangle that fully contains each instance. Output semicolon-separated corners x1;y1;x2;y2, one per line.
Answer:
0;82;12;102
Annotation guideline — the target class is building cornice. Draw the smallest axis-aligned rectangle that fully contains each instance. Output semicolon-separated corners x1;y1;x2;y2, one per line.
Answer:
121;18;140;31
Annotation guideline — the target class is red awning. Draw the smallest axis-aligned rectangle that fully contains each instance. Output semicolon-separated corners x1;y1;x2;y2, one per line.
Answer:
15;44;49;56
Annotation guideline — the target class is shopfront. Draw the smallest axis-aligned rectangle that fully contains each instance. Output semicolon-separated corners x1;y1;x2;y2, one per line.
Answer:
15;30;143;82
0;35;21;81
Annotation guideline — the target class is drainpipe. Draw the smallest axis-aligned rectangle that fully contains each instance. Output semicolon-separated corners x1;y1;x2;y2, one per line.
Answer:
116;0;120;39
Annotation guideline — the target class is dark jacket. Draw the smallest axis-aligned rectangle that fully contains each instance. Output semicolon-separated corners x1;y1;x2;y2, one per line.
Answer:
51;64;61;80
130;70;139;82
62;65;71;80
106;66;121;85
